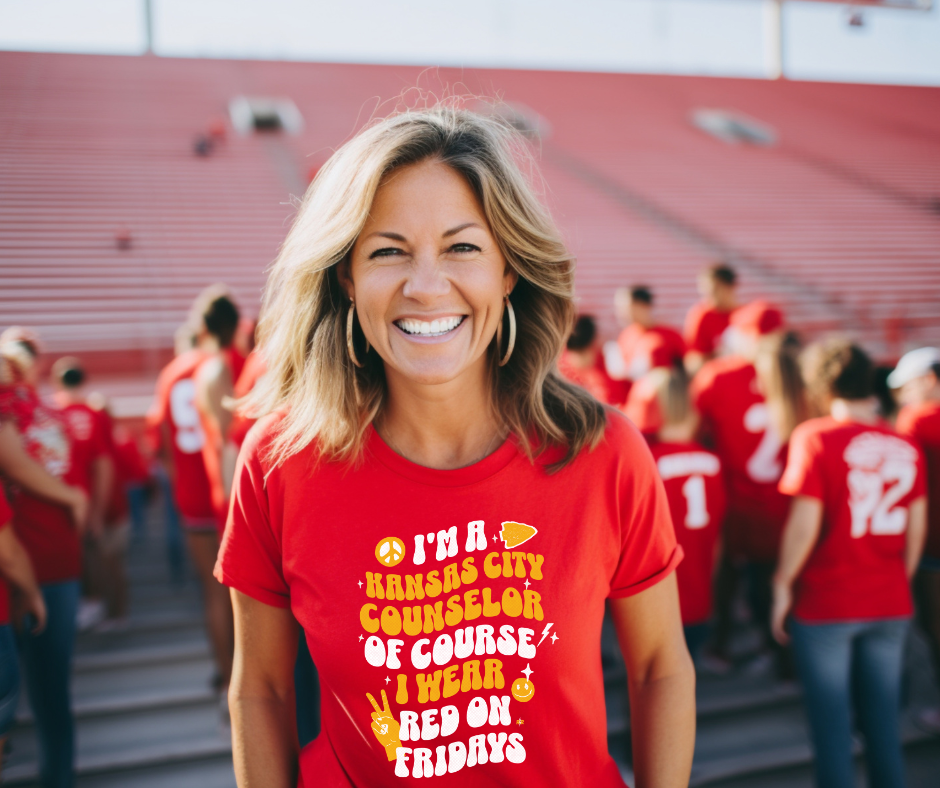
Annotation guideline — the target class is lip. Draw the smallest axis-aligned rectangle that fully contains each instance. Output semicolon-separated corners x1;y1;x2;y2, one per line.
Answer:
392;315;468;344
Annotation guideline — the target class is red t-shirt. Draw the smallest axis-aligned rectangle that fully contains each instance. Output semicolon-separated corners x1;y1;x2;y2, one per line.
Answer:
897;401;940;561
683;302;732;356
556;352;626;407
0;384;80;584
146;350;215;522
216;412;681;788
195;353;235;531
52;399;110;495
617;324;685;381
0;493;12;626
230;349;267;449
691;356;790;562
651;442;726;626
779;417;926;622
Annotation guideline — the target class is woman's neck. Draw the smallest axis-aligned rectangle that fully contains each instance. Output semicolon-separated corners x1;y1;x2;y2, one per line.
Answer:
378;363;504;470
830;397;879;425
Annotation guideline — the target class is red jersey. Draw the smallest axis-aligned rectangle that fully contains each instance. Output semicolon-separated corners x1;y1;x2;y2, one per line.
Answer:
146;350;214;522
622;374;661;435
217;413;681;788
105;423;150;525
230;350;267;448
617;324;685;381
194;353;235;531
557;351;626;407
684;301;732;356
692;356;790;561
652;442;726;625
780;418;926;622
897;401;940;561
51;399;110;495
0;493;12;625
0;384;80;584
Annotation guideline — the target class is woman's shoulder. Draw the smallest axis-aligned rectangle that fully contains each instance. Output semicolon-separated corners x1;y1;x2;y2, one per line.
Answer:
571;408;654;474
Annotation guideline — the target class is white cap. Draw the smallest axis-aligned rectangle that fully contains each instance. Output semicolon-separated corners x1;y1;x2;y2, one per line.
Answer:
887;347;940;389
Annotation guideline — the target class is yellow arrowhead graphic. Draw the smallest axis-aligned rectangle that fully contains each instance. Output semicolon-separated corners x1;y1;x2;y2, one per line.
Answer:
499;521;538;549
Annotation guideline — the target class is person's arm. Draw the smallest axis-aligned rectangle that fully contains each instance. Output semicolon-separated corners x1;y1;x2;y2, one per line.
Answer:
906;496;928;579
0;525;46;633
609;572;696;788
0;422;88;530
87;453;114;537
771;496;823;644
230;589;300;788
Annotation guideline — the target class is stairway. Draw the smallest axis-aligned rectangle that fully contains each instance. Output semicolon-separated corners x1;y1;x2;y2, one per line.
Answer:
3;508;236;787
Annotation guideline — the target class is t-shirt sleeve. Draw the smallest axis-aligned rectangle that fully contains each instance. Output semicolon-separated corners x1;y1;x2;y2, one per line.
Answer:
214;423;290;609
778;424;824;500
608;417;683;598
0;492;12;525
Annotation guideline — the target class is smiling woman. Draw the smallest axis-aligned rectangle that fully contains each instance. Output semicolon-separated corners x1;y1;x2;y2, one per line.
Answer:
215;104;695;788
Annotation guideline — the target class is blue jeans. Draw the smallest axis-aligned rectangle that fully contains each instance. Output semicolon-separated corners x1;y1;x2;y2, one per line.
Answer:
790;617;909;788
125;482;148;542
0;624;20;737
17;580;79;788
155;467;185;584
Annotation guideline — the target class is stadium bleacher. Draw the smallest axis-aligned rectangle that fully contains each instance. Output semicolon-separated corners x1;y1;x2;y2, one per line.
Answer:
1;50;939;403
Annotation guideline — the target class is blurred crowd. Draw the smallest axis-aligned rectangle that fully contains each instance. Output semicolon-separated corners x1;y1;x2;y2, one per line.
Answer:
0;266;938;788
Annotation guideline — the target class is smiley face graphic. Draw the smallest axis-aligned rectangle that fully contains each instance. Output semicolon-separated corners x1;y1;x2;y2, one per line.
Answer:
511;678;535;703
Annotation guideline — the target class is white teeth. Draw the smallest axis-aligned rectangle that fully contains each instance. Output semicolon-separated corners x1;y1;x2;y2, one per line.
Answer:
396;316;464;336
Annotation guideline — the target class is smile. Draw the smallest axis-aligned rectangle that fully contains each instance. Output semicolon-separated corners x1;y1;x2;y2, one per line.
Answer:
394;316;466;337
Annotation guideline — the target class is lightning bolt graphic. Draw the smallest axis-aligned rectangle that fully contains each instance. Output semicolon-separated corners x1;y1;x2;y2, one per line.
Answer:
536;622;554;648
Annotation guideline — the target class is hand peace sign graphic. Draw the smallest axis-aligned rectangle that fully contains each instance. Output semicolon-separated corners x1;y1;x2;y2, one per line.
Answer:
366;689;402;761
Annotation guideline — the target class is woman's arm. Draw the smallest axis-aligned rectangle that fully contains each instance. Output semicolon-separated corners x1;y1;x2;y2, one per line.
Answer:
0;525;46;633
771;496;823;645
230;589;300;788
609;572;696;788
0;422;88;529
905;496;927;579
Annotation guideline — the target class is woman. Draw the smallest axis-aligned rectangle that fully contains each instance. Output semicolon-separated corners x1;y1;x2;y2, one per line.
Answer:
216;107;695;787
691;304;804;671
0;331;88;788
646;366;726;661
772;339;927;788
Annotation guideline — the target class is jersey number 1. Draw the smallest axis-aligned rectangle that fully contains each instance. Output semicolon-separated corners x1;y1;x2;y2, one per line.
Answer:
681;475;710;529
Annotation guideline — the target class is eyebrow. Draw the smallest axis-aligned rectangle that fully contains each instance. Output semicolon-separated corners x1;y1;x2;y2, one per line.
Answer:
364;223;482;244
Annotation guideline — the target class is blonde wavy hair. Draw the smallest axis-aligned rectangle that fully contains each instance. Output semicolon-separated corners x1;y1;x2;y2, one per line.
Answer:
250;104;606;471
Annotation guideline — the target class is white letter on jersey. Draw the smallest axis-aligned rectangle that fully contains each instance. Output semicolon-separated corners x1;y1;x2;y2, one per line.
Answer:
466;521;486;552
436;527;459;561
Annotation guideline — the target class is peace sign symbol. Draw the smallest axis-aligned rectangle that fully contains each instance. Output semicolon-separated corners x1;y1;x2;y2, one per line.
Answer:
375;536;405;568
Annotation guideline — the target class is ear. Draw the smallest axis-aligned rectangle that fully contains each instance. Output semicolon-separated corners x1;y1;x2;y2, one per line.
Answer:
336;257;355;301
504;266;519;297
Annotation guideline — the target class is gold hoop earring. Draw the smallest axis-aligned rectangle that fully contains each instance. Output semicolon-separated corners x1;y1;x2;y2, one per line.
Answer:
499;296;516;367
346;300;364;368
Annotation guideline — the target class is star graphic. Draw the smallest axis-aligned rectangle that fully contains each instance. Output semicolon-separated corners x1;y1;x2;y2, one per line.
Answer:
516;718;524;726
551;632;559;644
523;579;531;590
357;580;363;589
384;676;391;685
521;663;534;681
358;635;364;642
492;534;498;543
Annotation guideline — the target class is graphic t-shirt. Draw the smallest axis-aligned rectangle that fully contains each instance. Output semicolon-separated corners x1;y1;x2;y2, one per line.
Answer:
216;412;681;787
0;384;80;584
779;417;926;622
683;302;732;356
651;442;726;626
897;401;940;561
52;399;109;495
146;350;215;522
0;493;12;626
692;356;790;561
617;325;685;381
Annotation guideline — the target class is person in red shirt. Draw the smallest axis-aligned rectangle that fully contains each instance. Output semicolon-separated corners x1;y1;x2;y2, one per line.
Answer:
557;316;629;407
773;339;927;788
50;357;115;630
614;285;685;382
683;263;740;375
229;348;267;449
647;366;727;661
890;346;940;732
0;490;47;768
691;302;805;672
0;329;88;788
148;292;237;705
216;108;694;787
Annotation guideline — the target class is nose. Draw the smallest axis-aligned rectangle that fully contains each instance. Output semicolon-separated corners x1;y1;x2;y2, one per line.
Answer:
401;248;450;302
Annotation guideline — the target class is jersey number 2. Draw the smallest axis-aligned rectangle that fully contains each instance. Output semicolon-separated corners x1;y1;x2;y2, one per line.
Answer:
744;403;783;484
169;379;205;454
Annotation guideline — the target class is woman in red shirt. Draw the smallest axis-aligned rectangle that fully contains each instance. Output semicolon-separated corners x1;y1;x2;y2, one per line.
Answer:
0;330;88;788
216;107;694;788
773;339;927;788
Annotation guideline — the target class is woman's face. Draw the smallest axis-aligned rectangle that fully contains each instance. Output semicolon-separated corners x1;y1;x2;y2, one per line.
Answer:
345;159;516;387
